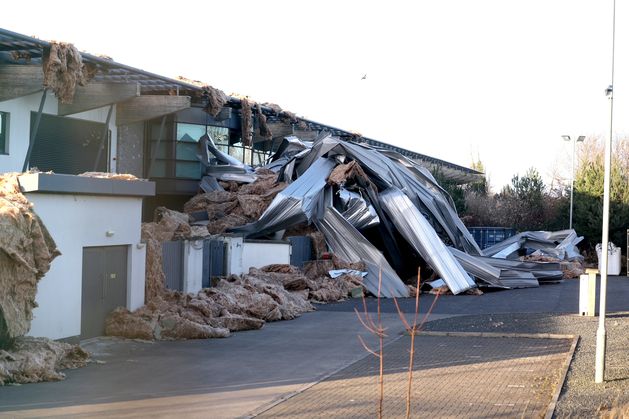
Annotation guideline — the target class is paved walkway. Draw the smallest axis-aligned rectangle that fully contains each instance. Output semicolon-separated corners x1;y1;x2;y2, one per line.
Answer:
0;312;421;418
0;277;626;418
257;333;576;418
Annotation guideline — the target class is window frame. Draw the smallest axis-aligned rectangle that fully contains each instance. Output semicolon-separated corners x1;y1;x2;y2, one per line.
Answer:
0;111;9;155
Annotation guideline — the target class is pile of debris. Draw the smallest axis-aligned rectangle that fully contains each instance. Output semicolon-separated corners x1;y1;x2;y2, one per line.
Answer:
0;173;89;385
484;230;586;279
42;42;96;104
106;263;364;341
183;169;287;235
109;194;367;341
114;134;588;341
167;133;586;297
221;135;586;294
0;337;89;385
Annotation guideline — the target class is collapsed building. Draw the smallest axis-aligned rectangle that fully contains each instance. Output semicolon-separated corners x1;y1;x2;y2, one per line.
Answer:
0;27;586;384
0;27;485;342
177;134;585;296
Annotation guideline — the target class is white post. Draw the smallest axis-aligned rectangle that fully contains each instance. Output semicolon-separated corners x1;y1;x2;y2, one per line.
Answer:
595;0;616;383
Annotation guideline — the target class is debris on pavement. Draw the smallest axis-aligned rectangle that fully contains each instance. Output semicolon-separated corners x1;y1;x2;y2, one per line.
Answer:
0;336;89;385
106;261;367;341
122;133;590;343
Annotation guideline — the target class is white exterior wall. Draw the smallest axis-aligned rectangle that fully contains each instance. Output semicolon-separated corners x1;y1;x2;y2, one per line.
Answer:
0;91;118;173
183;239;204;294
0;91;58;172
241;241;291;271
25;193;145;340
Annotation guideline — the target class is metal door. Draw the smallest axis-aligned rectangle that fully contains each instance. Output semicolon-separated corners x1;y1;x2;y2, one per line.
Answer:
81;246;128;339
288;236;313;268
162;240;184;291
202;239;225;288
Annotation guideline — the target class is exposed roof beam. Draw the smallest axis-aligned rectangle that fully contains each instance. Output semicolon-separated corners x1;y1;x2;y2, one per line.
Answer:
0;64;43;102
58;82;139;116
116;95;190;126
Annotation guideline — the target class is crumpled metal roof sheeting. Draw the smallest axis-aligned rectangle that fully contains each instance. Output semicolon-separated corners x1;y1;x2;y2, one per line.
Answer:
448;247;540;289
483;229;584;261
230;134;574;296
448;247;506;288
315;207;409;298
379;188;475;295
232;157;335;237
477;256;564;282
338;189;380;229
295;136;482;254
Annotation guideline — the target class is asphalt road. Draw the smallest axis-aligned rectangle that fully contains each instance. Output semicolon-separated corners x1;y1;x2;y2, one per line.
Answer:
0;276;627;418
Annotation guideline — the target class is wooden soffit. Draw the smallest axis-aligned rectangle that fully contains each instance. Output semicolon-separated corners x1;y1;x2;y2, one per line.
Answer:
58;82;139;115
0;65;43;102
116;95;191;126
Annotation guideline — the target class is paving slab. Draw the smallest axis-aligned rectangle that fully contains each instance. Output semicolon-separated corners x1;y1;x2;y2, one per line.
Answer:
256;333;576;418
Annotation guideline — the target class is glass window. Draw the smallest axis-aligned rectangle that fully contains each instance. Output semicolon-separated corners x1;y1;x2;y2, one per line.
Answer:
175;123;206;179
172;122;272;177
207;125;229;145
0;112;8;154
177;123;206;143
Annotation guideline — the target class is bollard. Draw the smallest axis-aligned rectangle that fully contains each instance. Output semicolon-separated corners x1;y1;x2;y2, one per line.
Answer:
579;269;598;316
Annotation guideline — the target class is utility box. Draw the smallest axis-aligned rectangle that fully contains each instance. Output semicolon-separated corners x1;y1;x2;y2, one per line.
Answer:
579;270;597;316
222;235;244;276
596;243;621;275
162;239;204;293
202;239;226;288
183;240;204;294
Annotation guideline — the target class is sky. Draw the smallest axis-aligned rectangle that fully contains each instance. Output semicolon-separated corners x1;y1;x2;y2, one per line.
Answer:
2;0;626;190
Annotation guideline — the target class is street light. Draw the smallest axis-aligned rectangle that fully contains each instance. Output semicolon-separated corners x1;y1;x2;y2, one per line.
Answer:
562;135;585;230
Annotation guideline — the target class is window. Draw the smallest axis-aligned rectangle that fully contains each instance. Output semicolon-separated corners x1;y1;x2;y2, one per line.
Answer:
0;112;8;154
175;123;231;179
29;113;108;174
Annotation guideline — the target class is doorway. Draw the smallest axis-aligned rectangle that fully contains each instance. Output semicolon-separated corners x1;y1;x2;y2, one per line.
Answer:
81;246;128;339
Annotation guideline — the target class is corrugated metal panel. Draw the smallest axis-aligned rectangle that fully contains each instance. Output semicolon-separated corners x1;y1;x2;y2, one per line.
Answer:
288;236;312;268
202;239;225;288
315;206;409;298
379;187;475;295
162;240;184;291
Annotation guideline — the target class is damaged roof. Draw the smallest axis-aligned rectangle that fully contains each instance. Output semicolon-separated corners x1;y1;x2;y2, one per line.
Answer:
0;27;483;184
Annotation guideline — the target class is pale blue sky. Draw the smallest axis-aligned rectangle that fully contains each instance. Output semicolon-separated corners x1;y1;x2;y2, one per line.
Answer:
2;0;625;190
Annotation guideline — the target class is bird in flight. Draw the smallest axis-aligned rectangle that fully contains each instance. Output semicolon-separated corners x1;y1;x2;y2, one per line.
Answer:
361;74;367;80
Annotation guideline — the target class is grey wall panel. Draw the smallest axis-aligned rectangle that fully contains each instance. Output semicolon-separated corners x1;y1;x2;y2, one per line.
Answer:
162;240;184;291
116;122;145;177
203;239;225;288
288;236;312;268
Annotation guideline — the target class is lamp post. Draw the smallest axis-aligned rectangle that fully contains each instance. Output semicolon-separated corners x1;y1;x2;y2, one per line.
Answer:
595;0;616;384
562;135;585;230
